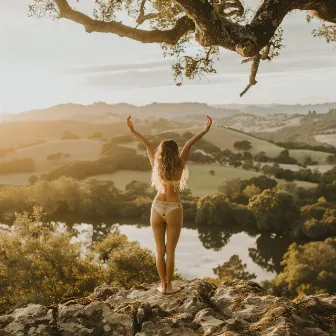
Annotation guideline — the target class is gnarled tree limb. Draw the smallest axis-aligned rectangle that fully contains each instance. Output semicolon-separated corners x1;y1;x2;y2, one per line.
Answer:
53;0;194;44
51;0;336;54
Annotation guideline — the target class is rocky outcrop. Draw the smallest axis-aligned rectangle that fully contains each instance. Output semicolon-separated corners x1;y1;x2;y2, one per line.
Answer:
0;280;335;336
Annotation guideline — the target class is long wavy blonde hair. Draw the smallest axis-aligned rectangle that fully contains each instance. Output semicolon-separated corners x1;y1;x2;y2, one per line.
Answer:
151;139;188;194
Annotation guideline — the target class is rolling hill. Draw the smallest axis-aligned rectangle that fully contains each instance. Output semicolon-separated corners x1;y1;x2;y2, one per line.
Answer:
0;140;102;172
171;126;284;156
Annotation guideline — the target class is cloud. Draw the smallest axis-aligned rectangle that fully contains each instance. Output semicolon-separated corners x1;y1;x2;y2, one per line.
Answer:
68;59;172;74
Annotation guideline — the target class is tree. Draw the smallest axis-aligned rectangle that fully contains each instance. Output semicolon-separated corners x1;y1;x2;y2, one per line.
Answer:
47;152;63;160
88;131;104;140
326;155;336;164
234;140;252;151
29;1;336;96
241;175;277;191
196;193;235;226
243;151;253;160
205;254;256;285
254;151;270;163
125;180;150;196
263;238;336;298
61;131;80;140
248;190;300;234
218;177;242;198
28;175;39;185
274;149;297;164
243;184;261;199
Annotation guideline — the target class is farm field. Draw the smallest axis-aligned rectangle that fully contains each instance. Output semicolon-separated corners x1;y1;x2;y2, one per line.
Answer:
315;134;336;147
84;164;317;197
288;149;332;164
171;126;284;157
0;140;102;171
170;126;334;163
0;172;46;186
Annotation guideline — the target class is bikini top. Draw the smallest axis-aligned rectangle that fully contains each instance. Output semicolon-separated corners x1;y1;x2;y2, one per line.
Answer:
163;179;181;192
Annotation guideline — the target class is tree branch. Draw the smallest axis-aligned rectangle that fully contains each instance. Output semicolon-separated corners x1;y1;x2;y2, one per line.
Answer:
136;0;160;25
175;0;336;57
240;53;261;97
53;0;194;45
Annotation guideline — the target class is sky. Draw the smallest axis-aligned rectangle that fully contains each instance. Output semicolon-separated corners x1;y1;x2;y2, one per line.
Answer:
0;0;335;113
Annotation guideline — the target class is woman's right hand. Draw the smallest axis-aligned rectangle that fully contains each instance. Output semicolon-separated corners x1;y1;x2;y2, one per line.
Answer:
204;115;212;132
127;115;134;132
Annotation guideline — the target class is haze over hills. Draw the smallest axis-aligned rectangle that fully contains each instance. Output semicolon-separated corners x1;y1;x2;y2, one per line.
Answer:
213;102;336;115
1;101;336;122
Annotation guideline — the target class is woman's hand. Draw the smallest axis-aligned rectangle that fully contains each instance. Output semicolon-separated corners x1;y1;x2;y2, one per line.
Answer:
204;115;212;132
126;115;134;132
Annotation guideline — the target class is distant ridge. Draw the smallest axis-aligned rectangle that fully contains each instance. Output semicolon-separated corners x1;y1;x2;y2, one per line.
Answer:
213;102;336;115
1;101;335;122
0;102;240;122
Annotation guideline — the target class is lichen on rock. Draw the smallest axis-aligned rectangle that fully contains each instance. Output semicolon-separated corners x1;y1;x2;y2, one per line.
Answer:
0;279;335;335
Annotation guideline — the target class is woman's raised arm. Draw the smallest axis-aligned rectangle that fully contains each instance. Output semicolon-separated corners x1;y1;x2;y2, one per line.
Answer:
127;116;155;168
180;115;212;162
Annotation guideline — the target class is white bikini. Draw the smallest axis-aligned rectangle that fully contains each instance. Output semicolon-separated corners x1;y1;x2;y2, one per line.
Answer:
152;180;183;221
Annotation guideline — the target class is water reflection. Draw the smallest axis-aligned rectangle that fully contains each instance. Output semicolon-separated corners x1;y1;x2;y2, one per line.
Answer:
248;234;294;273
48;213;295;280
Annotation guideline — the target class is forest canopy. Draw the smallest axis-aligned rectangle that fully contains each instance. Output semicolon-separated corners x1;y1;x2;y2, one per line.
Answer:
29;0;336;95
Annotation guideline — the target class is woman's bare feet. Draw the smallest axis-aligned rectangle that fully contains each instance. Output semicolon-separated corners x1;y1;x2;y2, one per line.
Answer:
157;283;166;294
165;285;181;295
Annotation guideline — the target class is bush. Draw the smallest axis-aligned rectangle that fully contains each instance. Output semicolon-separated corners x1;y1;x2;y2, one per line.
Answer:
0;209;161;314
274;149;297;164
88;131;103;140
94;229;160;288
0;208;102;313
47;152;63;160
262;238;336;298
61;131;80;140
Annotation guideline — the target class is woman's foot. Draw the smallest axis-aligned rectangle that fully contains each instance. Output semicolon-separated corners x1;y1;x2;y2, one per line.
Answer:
165;286;181;295
157;283;166;294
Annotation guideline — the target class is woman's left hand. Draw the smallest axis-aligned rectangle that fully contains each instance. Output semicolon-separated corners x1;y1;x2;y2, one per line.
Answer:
126;115;134;132
204;115;212;132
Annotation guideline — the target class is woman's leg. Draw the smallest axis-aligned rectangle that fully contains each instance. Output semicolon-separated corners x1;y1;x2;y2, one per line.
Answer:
165;207;183;294
150;206;167;294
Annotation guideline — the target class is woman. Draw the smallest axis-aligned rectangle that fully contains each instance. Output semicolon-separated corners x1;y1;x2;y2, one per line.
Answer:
127;115;212;294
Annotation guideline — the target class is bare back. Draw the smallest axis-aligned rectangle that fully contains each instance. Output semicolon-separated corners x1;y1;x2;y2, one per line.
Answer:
154;160;187;202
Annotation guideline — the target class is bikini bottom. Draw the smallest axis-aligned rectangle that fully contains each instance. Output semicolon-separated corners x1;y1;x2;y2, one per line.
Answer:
152;200;182;221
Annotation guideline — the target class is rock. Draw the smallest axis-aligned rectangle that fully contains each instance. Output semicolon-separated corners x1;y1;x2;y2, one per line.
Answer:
0;279;335;336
